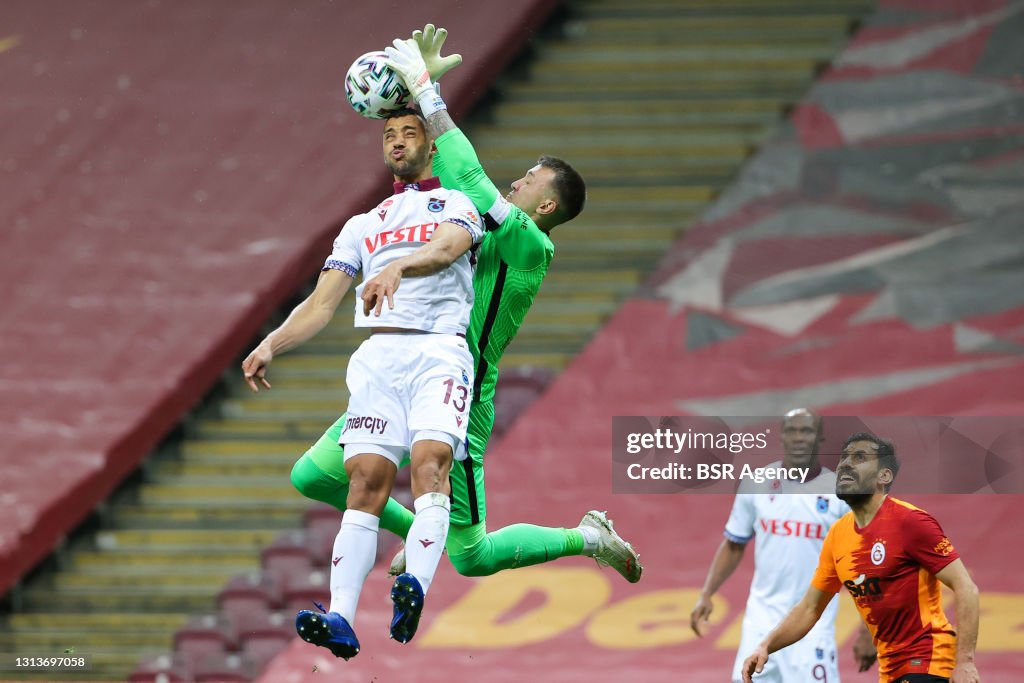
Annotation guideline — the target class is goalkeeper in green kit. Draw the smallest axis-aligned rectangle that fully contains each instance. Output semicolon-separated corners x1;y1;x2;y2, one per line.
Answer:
287;25;642;656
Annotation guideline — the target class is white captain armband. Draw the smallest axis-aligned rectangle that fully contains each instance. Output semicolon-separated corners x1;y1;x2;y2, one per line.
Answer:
484;195;512;231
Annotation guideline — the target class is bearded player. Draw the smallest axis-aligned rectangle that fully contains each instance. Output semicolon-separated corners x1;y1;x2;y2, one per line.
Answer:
283;25;642;658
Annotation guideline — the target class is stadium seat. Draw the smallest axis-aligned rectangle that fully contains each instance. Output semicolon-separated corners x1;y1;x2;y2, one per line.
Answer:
217;571;281;624
303;485;411;533
127;653;194;682
261;530;315;582
173;613;237;660
303;502;342;532
235;609;292;644
281;570;330;614
192;652;256;682
237;611;294;669
297;524;400;578
306;526;338;567
242;636;290;671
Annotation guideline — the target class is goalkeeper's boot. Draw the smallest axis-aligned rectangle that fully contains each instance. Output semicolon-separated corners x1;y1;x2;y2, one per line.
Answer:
389;573;425;643
389;545;446;576
580;510;643;583
388;545;407;576
295;604;360;660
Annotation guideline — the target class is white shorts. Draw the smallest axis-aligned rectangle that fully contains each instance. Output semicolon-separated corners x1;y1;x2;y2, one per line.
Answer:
733;628;839;683
340;333;473;467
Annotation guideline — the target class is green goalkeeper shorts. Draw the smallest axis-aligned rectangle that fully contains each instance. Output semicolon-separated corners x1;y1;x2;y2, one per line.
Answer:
303;400;493;527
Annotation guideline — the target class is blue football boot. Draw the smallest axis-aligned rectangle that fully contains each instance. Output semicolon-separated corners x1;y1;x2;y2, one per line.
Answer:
389;573;425;644
295;604;360;660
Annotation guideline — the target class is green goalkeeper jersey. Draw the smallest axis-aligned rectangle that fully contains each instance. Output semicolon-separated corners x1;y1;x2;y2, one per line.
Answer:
432;128;553;407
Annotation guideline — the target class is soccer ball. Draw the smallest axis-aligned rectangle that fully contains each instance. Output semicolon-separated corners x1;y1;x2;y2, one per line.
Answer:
344;51;411;119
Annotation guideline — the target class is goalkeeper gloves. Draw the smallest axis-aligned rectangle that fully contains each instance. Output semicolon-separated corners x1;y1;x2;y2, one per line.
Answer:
384;39;446;117
411;24;462;81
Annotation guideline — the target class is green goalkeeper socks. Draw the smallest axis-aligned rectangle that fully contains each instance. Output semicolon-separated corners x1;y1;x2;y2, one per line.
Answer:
446;522;586;576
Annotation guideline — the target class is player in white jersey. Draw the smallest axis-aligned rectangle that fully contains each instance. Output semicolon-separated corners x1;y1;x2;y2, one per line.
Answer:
241;109;485;659
690;410;876;682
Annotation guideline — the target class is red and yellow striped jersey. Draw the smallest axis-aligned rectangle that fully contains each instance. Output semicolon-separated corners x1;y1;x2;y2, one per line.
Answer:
812;496;959;682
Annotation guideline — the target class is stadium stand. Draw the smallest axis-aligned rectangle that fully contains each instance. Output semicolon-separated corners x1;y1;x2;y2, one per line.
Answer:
278;571;330;618
0;0;561;601
191;652;258;682
301;503;344;542
260;532;316;583
1;0;556;679
217;572;281;626
127;654;193;683
235;612;293;668
173;614;237;661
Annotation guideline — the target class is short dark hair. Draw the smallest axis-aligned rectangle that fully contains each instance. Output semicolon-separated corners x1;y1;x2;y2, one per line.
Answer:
538;155;586;225
843;432;900;491
384;109;428;135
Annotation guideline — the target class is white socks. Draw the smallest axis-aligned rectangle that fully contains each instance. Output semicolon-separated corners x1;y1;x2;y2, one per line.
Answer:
578;524;600;557
327;494;451;621
404;492;451;594
328;509;379;623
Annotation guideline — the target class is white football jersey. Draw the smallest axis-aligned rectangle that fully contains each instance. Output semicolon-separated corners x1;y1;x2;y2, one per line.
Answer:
324;178;484;335
724;462;849;641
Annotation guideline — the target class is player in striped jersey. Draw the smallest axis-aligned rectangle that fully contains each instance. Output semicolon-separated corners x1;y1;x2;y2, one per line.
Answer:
286;26;641;655
742;432;980;683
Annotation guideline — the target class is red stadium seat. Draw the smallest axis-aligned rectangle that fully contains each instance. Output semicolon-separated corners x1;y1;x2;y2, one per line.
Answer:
302;506;344;565
261;530;315;582
303;491;409;557
192;652;256;682
235;610;293;644
280;570;330;615
173;613;237;660
301;512;401;575
237;611;294;669
127;653;193;682
304;524;337;566
217;571;281;624
242;636;290;671
303;502;342;532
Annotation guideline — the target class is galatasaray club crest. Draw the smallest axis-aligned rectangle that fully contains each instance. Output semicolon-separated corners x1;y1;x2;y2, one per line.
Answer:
871;541;886;565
